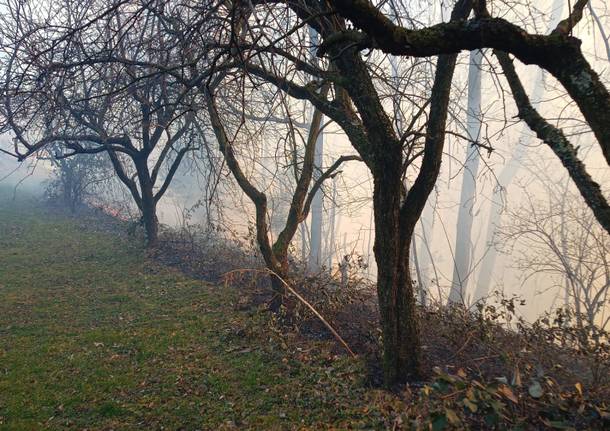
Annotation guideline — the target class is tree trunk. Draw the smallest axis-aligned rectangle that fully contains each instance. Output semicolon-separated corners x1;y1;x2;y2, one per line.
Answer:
135;158;159;247
308;27;324;273
141;192;159;247
322;1;466;385
268;244;290;312
269;274;285;312
373;170;421;384
63;165;77;213
449;49;483;305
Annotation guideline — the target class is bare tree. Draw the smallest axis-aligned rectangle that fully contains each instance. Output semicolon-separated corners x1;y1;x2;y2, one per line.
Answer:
44;145;109;213
207;0;473;383
499;179;610;335
0;0;202;246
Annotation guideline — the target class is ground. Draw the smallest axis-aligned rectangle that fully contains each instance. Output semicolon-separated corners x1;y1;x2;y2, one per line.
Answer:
1;188;608;430
0;190;388;430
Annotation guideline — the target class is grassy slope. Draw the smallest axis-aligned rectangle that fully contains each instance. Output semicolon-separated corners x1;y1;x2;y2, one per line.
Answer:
0;191;392;430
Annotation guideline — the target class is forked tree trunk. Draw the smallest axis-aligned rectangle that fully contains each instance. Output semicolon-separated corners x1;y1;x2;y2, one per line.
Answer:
322;0;467;384
370;151;424;383
205;87;333;312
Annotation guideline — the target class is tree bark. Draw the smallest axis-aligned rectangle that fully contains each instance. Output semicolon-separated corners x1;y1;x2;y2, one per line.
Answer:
384;50;458;383
333;54;423;382
135;157;159;247
141;195;159;247
313;0;468;385
373;168;421;383
268;249;289;312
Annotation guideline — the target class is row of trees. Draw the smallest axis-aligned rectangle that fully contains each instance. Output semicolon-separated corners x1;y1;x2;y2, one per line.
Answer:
1;0;608;385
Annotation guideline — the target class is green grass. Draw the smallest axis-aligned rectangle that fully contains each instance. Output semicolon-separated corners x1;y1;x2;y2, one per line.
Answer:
0;189;393;430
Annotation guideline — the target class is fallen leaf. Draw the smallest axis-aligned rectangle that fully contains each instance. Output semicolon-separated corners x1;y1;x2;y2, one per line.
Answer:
498;385;518;403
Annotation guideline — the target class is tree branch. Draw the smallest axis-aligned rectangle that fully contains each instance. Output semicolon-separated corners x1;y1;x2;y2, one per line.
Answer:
495;50;610;235
325;0;610;165
302;154;362;219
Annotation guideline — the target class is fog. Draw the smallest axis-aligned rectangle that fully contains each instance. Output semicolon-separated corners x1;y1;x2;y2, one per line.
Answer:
0;139;51;194
132;0;610;325
1;0;609;331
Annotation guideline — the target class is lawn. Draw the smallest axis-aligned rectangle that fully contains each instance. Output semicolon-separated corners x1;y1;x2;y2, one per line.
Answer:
0;190;388;430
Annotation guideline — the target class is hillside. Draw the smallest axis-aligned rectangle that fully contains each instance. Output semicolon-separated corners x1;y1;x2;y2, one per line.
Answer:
0;191;608;430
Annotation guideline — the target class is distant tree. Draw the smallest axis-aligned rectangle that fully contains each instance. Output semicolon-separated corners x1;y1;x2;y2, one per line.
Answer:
0;0;201;246
449;49;483;305
307;28;325;273
499;179;610;335
44;146;109;213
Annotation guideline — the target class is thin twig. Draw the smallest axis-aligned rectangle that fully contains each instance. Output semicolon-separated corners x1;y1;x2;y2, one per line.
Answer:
225;268;357;358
